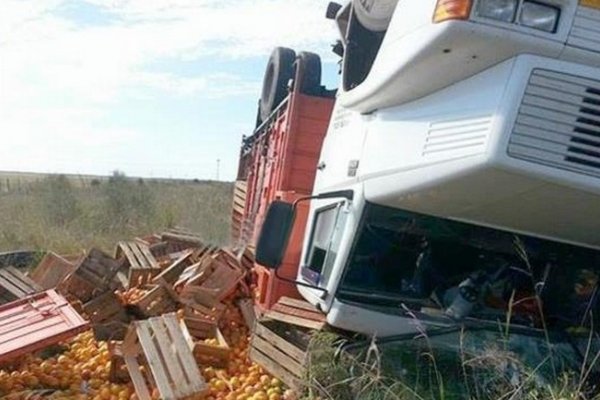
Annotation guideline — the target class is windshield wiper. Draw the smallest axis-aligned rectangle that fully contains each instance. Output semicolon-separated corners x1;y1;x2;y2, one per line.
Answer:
338;289;438;309
338;288;429;305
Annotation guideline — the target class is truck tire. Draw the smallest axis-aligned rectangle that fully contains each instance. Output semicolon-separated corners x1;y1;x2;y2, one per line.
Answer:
298;51;322;96
254;99;263;128
260;47;296;121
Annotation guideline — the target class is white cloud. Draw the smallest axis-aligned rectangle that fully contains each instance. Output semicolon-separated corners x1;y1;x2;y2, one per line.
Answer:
0;0;339;178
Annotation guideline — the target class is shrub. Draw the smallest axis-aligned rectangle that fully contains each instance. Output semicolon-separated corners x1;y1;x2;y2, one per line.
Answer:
38;174;79;225
103;170;155;227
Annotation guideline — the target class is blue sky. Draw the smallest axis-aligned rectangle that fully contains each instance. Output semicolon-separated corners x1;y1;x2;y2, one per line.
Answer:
0;0;340;180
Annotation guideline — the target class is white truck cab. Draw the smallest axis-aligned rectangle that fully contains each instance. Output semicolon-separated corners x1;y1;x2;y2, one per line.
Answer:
256;0;600;337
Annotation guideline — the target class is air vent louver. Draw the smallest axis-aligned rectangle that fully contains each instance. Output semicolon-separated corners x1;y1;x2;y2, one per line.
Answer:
423;116;492;156
567;6;600;53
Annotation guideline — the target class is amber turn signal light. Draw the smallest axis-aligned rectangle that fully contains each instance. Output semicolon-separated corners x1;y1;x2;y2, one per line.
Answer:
581;0;600;9
434;0;473;23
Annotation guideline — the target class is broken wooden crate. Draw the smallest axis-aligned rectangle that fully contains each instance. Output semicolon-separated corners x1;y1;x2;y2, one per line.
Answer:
28;252;77;290
249;319;311;391
183;310;231;368
182;251;245;305
173;246;220;290
117;241;161;287
129;281;179;318
0;290;89;362
60;248;122;302
152;249;194;285
0;266;43;305
122;313;207;400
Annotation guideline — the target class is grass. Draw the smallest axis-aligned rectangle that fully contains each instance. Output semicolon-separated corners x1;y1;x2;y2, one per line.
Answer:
304;330;600;400
302;238;600;400
0;173;233;254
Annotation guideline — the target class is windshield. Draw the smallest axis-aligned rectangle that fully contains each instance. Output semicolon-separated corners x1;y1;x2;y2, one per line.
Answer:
338;203;600;333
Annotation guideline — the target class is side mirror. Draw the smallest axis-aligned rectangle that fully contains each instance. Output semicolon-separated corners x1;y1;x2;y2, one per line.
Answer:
332;40;344;57
255;201;296;269
326;2;343;19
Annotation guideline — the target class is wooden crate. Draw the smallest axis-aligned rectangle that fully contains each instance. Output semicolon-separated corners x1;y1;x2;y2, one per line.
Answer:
264;297;326;330
183;310;219;338
0;266;42;304
83;291;129;340
134;234;162;247
184;251;245;303
0;290;89;362
83;291;127;323
230;180;247;245
181;301;225;322
237;298;257;330
152;249;194;285
129;281;179;318
122;313;207;400
117;241;161;288
174;247;220;290
161;229;205;252
238;247;255;271
28;252;77;290
193;331;230;368
92;321;129;342
183;314;231;368
108;341;130;383
147;241;170;260
112;266;129;291
249;319;311;391
179;285;222;309
61;248;122;303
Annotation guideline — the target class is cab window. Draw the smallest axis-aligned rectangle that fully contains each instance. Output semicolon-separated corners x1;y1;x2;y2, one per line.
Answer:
303;203;348;286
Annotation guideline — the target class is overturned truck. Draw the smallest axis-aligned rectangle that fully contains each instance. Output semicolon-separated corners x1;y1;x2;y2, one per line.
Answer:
234;0;600;393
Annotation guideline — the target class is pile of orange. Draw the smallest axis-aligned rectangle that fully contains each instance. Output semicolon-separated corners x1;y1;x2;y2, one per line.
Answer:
0;331;132;400
0;301;298;400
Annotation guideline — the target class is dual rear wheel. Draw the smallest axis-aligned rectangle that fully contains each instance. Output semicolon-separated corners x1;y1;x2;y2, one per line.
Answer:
258;47;323;124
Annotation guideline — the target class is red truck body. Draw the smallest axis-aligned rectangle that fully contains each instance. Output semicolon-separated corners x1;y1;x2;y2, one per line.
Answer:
233;87;334;310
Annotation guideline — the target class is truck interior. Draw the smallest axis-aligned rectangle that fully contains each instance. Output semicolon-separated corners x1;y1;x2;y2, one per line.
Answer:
335;203;600;334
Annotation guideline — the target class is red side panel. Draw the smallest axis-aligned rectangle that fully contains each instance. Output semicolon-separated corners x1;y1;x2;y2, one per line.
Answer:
237;92;334;310
249;94;334;245
0;290;89;362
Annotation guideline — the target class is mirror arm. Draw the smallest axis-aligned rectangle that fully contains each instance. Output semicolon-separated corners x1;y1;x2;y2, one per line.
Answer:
274;268;328;295
292;189;354;208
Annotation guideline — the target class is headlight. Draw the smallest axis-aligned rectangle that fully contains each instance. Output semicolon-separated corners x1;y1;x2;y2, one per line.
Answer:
519;1;560;32
476;0;518;22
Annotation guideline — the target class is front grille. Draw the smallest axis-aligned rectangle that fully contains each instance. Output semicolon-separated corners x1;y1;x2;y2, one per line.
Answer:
567;6;600;53
508;69;600;177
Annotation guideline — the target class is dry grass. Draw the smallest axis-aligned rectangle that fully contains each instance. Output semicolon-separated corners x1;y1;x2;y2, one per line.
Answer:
304;331;600;400
302;326;600;400
0;173;233;254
